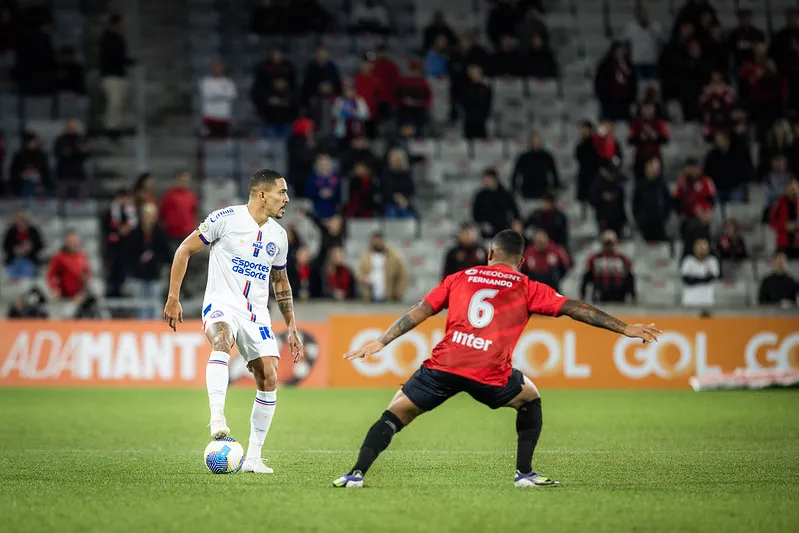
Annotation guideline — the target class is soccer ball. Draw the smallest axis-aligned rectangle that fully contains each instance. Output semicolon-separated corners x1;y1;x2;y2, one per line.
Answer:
204;437;244;474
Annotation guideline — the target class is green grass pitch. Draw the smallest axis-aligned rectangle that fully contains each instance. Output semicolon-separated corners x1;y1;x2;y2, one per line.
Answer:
1;387;798;533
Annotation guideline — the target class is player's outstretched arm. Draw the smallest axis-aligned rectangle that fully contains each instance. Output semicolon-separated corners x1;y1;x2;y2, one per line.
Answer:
163;230;207;331
270;268;304;363
558;299;662;344
344;300;435;360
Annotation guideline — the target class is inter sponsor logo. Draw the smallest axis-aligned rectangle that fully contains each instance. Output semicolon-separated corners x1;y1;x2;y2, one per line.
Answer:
451;330;494;351
231;256;270;280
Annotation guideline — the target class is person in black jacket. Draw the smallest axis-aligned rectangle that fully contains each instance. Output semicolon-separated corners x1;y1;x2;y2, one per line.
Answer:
461;65;492;140
10;133;51;198
703;130;753;204
575;121;600;214
524;35;558;79
252;76;298;139
128;203;170;319
250;0;284;36
13;17;56;95
287;118;316;197
54;119;88;198
525;192;569;248
448;33;490;122
423;11;457;51
759;252;798;306
382;148;416;219
489;35;527;78
56;45;86;94
633;158;672;242
590;161;627;237
301;46;342;107
99;14;134;139
595;42;637;121
472;168;519;239
3;210;43;269
442;222;487;279
511;133;560;199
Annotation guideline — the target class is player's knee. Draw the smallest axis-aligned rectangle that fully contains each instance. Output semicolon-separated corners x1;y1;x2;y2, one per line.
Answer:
252;360;278;391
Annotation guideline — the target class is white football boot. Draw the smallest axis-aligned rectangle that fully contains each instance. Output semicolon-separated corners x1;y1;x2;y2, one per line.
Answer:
209;417;230;439
242;457;274;474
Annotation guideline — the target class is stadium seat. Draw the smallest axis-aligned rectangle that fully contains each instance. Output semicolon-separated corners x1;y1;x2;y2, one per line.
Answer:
716;279;751;307
637;278;678;307
63;199;99;218
384;219;418;241
438;139;470;165
472;139;506;165
348;219;383;241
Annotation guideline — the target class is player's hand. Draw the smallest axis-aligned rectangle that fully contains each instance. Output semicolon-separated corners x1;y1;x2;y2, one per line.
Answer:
623;323;662;344
343;339;385;360
163;296;183;331
289;328;304;363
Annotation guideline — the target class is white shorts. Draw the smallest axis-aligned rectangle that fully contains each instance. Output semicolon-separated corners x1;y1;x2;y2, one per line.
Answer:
201;302;279;363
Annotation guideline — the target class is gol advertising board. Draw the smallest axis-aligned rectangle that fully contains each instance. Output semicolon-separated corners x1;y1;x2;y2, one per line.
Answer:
0;320;328;387
328;315;799;389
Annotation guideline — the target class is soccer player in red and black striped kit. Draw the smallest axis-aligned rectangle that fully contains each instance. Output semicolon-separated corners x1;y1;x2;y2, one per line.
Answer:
333;230;661;488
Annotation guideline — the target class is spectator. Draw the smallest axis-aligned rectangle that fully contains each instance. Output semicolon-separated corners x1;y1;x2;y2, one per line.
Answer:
309;213;346;269
349;0;391;35
250;0;284;36
575;121;600;212
703;23;729;76
759;252;797;306
133;172;156;209
487;0;522;48
525;192;568;248
628;101;669;179
127;203;169;319
637;85;666;120
738;42;769;105
287;117;316;198
674;158;716;218
344;161;378;218
10;133;50;198
423;10;457;51
54;119;88;198
521;229;571;291
523;35;558;79
473;168;519;239
99;14;133;140
633;158;672;242
758;120;793;179
727;9;766;68
703;130;752;204
511;133;560;200
770;8;799;111
55;45;86;94
285;0;329;34
715;219;748;262
624;6;664;81
356;232;408;302
252;76;297;140
448;33;490;121
461;65;492;139
659;22;695;103
673;0;717;40
47;230;91;311
341;135;379;177
373;44;400;107
355;53;389;138
13;14;55;95
3;210;43;280
382;148;416;219
581;230;636;303
301;46;342;107
306;154;341;219
104;188;137;297
442;222;487;278
288;246;320;301
590;162;627;237
425;35;450;79
751;60;789;140
255;49;297;91
595;42;637;121
681;205;713;258
698;71;734;141
769;178;799;258
158;171;198;247
517;5;550;51
386;123;420;167
332;82;370;142
396;60;431;136
490;35;526;78
592;120;624;168
324;245;355;301
763;155;794;212
200;61;237;138
680;238;719;308
676;39;710;122
8;287;49;319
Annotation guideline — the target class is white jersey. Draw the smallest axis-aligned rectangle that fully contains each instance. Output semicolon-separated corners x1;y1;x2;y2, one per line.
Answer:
198;205;288;325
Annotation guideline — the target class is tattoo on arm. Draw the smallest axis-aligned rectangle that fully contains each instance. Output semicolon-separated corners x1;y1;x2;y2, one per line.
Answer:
378;300;435;346
270;269;295;327
559;299;628;335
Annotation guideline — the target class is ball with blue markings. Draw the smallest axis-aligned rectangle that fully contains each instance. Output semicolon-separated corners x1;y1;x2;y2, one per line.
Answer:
204;437;244;474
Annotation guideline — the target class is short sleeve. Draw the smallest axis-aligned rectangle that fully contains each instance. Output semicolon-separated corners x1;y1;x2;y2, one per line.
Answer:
272;230;289;270
197;209;230;245
424;275;454;314
527;281;568;317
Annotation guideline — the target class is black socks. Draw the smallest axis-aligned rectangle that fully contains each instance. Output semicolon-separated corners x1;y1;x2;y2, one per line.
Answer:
351;410;405;475
515;398;543;474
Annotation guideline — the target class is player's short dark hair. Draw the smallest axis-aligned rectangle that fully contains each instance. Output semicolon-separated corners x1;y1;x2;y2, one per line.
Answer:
491;230;525;258
248;169;284;194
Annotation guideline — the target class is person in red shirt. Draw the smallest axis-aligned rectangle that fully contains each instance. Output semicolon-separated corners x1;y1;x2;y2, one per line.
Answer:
324;245;355;300
769;178;799;258
628;102;669;178
521;228;572;292
47;230;91;301
396;59;432;136
673;158;717;217
158;171;199;245
353;52;389;138
333;230;661;489
372;44;400;107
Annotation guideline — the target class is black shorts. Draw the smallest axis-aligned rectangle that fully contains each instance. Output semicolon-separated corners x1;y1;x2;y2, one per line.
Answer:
402;366;525;411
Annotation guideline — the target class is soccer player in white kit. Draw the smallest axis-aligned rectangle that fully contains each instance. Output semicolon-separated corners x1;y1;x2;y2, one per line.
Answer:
163;169;304;474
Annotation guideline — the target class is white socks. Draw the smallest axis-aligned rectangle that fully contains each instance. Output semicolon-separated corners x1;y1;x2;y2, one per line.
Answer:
246;390;277;460
206;351;230;420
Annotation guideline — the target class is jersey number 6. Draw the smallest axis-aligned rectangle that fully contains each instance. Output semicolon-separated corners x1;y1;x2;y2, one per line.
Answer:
467;289;499;328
